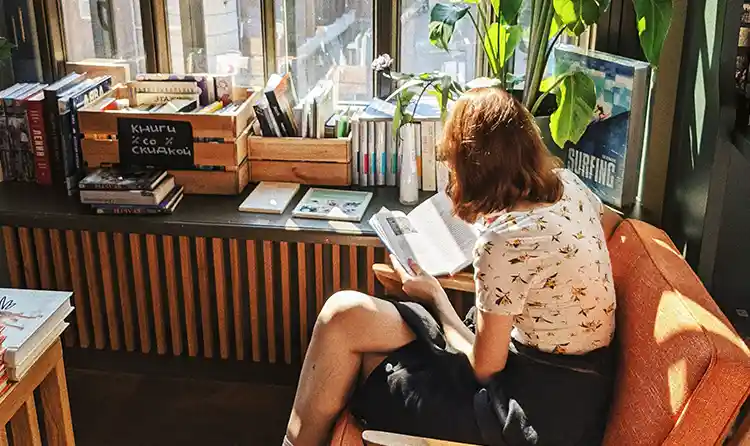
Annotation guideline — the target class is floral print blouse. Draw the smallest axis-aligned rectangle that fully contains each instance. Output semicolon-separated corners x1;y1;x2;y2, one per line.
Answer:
473;169;616;355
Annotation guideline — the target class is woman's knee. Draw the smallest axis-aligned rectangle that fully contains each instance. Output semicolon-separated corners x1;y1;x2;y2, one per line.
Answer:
316;290;380;330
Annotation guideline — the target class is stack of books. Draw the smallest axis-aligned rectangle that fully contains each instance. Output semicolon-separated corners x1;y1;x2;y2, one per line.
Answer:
78;168;185;215
0;289;73;382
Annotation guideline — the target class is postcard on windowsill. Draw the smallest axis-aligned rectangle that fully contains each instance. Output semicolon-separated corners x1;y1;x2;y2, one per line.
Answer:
238;182;301;214
291;188;373;222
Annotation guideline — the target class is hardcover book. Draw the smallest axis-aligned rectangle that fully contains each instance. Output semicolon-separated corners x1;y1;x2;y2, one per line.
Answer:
292;188;373;222
0;288;73;367
6;83;45;182
238;182;300;214
92;186;184;215
79;168;168;191
80;175;176;206
553;44;652;209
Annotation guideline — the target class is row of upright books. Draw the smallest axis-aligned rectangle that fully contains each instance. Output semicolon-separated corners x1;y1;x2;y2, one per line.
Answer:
0;74;112;192
79;168;185;215
350;99;448;192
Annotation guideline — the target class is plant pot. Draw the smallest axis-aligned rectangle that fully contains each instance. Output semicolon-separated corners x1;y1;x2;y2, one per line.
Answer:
534;115;565;162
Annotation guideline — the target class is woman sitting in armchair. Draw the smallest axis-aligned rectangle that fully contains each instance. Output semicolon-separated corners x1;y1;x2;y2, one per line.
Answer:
284;87;620;446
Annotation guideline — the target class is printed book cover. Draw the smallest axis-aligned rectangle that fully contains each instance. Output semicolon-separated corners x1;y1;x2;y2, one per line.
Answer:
292;188;373;222
0;289;71;356
93;186;184;215
554;45;651;209
79;168;168;191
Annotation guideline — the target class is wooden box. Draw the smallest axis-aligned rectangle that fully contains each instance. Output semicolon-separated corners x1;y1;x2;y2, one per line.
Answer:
247;136;351;186
78;85;254;195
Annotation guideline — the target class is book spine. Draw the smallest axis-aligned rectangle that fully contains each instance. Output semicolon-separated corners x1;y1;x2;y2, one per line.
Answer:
350;117;359;186
94;206;172;215
265;106;283;137
43;91;65;187
1;99;18;182
376;121;386;186
58;108;77;195
252;104;273;136
16;99;35;182
264;91;292;137
414;123;422;190
435;121;449;192
359;120;368;186
421;121;437;192
27;99;51;184
367;121;375;186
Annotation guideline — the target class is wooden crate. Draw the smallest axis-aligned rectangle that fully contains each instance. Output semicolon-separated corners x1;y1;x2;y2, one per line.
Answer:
248;136;351;186
78;85;254;195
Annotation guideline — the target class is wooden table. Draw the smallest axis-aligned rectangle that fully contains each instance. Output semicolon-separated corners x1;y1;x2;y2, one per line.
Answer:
0;339;74;446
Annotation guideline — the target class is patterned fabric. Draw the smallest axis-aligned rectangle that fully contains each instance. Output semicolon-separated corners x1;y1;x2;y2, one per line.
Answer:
473;169;616;354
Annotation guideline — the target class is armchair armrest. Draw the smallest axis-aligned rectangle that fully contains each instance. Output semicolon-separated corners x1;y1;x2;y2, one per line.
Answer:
362;430;480;446
372;264;474;293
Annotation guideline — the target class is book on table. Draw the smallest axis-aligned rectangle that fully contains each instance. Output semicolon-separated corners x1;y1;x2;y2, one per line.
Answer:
292;188;373;222
369;192;479;277
238;182;300;214
0;289;72;379
79;174;176;206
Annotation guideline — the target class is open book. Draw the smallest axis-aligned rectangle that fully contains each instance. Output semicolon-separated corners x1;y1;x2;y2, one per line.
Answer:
369;193;479;277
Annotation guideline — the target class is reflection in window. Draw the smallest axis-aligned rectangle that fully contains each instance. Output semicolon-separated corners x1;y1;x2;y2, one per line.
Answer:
166;0;265;88
275;0;373;102
61;0;146;73
399;0;476;84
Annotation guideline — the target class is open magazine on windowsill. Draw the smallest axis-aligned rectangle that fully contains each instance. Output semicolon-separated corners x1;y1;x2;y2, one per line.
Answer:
369;193;479;277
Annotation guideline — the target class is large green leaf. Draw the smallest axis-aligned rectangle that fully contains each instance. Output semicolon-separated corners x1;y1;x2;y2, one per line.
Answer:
429;3;471;50
484;22;522;74
491;0;523;24
550;71;597;147
632;0;673;65
552;0;605;36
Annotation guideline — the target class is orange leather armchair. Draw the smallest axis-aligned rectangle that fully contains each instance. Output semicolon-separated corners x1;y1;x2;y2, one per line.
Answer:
331;219;750;445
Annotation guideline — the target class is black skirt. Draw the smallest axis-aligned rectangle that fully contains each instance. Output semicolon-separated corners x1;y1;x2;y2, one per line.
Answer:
349;300;615;446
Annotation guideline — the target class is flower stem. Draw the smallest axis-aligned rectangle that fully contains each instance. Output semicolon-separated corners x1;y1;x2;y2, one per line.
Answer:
468;10;498;77
525;0;555;111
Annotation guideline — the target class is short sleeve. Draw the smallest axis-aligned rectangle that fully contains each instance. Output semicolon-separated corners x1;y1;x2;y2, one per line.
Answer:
563;169;603;219
473;232;535;315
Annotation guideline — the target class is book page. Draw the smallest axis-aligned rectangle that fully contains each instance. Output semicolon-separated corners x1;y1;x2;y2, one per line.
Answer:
407;193;479;275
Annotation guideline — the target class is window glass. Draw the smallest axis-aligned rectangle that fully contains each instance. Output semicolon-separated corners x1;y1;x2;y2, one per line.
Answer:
399;0;476;84
274;0;373;102
165;0;265;88
61;0;147;73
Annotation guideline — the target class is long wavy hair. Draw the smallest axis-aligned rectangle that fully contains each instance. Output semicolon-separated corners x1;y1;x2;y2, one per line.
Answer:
440;87;563;222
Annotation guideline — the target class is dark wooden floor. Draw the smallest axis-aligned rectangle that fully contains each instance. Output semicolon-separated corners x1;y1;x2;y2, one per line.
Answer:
66;366;296;446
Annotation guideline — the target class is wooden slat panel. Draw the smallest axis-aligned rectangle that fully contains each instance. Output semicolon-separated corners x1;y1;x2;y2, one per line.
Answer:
297;243;309;361
66;231;90;348
367;247;375;296
32;228;52;289
39;358;76;446
10;398;41;446
163;236;182;356
2;227;22;288
262;241;276;364
332;245;341;292
49;230;75;346
314;244;324;314
246;240;261;362
349;245;358;290
17;227;38;289
195;237;214;358
179;236;198;357
230;239;244;360
129;233;151;354
212;238;230;360
97;233;121;351
113;233;136;352
81;231;106;349
280;242;292;364
146;235;167;355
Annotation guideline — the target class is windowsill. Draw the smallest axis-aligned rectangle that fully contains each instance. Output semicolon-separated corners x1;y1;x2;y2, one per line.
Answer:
0;183;434;245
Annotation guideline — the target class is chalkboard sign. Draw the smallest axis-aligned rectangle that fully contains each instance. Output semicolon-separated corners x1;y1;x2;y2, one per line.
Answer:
117;117;195;169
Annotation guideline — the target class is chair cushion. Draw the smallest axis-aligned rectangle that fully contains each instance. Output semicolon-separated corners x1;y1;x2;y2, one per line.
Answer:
604;220;750;446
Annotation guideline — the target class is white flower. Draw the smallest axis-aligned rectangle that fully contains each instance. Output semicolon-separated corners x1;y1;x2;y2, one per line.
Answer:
371;54;394;72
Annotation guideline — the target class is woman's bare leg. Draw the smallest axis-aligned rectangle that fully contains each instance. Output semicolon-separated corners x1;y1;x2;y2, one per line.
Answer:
285;290;415;446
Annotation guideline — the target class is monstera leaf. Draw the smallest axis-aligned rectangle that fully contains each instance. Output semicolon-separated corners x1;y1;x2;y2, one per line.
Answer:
484;22;523;74
492;0;523;24
552;0;606;36
549;71;597;147
632;0;673;65
429;3;471;50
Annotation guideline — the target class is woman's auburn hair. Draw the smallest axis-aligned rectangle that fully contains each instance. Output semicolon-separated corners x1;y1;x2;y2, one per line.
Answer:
440;87;563;222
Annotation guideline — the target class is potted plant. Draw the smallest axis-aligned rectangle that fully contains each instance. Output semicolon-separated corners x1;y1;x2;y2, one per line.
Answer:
373;0;673;151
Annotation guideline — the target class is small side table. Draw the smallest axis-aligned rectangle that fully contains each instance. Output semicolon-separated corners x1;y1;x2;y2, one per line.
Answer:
0;339;74;446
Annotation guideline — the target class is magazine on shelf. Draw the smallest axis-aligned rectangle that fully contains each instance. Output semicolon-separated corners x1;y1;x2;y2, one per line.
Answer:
238;182;300;214
292;188;373;222
369;192;479;277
